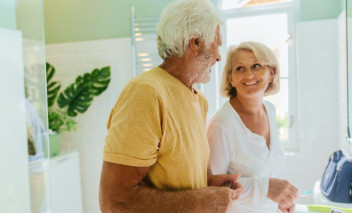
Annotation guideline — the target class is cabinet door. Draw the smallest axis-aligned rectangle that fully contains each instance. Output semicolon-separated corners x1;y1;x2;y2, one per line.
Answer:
50;151;83;213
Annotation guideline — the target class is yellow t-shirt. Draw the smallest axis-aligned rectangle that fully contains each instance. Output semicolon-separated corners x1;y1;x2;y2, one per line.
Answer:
103;67;209;190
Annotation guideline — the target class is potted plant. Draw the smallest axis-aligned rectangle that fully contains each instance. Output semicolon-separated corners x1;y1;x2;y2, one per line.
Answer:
46;62;111;157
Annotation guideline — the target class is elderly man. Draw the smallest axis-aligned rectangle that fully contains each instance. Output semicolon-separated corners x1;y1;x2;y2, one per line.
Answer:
99;0;243;212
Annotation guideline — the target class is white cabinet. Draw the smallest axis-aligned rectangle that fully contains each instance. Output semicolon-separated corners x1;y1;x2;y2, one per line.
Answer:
49;151;83;213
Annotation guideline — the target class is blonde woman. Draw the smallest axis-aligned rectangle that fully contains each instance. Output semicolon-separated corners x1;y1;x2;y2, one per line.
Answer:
207;41;298;213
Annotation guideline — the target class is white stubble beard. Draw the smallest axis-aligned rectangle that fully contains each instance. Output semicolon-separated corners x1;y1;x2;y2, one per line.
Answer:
194;53;214;84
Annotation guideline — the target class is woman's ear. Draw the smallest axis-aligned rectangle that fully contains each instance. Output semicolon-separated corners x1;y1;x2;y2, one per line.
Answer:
269;67;275;83
228;74;233;84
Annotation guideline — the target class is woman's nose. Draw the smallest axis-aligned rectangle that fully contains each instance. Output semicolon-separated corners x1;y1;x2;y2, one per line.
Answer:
244;68;255;77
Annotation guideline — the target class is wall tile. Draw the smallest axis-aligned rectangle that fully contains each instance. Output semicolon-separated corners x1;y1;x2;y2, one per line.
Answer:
46;55;68;65
67;54;85;65
45;45;56;55
46;37;132;212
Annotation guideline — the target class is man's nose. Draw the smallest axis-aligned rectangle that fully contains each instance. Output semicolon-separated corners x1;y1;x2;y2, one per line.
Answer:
216;54;221;62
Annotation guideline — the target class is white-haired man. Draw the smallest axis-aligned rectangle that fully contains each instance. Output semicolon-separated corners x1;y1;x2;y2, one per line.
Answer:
99;0;243;212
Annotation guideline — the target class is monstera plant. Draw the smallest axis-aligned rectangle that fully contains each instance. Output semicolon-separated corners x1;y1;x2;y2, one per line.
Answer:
46;62;111;157
46;62;111;133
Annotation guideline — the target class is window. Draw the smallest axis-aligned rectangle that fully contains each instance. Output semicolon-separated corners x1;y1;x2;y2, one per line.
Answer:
219;0;292;9
216;1;298;150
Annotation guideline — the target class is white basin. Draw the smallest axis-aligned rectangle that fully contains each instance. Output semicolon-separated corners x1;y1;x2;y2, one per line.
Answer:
295;204;321;213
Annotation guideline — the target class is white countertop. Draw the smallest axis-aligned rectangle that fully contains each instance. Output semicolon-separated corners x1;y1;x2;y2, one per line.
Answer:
295;204;321;213
293;179;352;213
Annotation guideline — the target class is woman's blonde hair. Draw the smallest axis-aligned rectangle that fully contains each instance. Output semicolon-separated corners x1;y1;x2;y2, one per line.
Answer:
220;41;280;98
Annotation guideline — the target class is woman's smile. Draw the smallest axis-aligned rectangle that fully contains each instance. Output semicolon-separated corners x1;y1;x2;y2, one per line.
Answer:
229;49;274;96
243;80;259;86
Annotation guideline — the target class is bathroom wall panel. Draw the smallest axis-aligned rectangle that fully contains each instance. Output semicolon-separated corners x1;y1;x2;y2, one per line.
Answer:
284;18;341;201
0;27;31;213
336;11;348;153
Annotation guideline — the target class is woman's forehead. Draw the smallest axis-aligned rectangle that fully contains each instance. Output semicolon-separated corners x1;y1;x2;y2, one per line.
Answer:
232;49;257;63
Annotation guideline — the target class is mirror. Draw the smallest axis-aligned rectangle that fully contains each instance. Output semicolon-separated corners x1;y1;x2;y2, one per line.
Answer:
43;0;351;210
0;0;50;212
0;0;351;211
347;0;352;148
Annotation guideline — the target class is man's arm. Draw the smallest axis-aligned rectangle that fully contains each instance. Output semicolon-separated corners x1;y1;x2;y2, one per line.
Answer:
99;161;240;213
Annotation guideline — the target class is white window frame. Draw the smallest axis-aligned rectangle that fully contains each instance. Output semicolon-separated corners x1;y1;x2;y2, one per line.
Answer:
215;0;299;151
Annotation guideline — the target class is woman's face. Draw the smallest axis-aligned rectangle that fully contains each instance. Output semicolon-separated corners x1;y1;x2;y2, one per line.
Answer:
229;49;274;98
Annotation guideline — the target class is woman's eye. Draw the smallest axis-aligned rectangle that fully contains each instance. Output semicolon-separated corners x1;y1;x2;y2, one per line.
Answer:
253;64;261;68
235;66;242;71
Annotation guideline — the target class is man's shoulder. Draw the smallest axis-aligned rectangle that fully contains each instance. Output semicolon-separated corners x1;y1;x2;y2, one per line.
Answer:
128;67;172;90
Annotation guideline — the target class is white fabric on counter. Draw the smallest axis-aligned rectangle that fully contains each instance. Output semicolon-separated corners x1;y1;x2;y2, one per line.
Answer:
207;100;285;213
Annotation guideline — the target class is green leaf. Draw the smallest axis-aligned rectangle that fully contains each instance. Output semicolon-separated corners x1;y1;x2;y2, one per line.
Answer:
56;66;111;117
91;66;111;96
48;109;77;133
46;62;55;82
47;63;110;132
46;62;61;107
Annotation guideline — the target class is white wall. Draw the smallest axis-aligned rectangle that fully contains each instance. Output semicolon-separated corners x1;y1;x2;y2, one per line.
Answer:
337;11;349;153
0;28;31;213
341;15;352;154
348;16;352;154
46;16;347;209
284;18;344;203
45;38;132;213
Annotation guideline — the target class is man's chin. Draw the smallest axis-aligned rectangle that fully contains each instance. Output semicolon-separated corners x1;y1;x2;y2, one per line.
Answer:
197;76;211;84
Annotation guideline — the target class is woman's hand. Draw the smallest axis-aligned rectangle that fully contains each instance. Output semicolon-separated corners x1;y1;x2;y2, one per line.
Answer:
279;203;295;213
208;174;244;200
267;178;298;209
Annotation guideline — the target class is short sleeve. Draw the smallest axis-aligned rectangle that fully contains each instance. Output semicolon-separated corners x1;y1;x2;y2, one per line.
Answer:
103;82;163;167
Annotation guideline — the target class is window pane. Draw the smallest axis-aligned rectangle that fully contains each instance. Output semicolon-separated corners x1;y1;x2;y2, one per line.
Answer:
221;0;292;9
264;79;289;142
226;13;289;77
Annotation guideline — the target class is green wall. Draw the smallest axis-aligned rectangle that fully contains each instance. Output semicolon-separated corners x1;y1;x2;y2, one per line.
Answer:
0;0;16;29
44;0;346;44
299;0;344;21
16;0;44;40
44;0;174;44
0;0;44;40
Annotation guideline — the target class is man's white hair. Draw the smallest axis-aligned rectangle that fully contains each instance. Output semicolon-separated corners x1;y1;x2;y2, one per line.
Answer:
156;0;222;60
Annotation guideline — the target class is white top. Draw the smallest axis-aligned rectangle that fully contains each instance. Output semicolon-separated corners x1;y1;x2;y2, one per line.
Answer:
207;100;285;213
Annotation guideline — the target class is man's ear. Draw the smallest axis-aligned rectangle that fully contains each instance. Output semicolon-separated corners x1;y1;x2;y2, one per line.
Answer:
189;38;201;55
